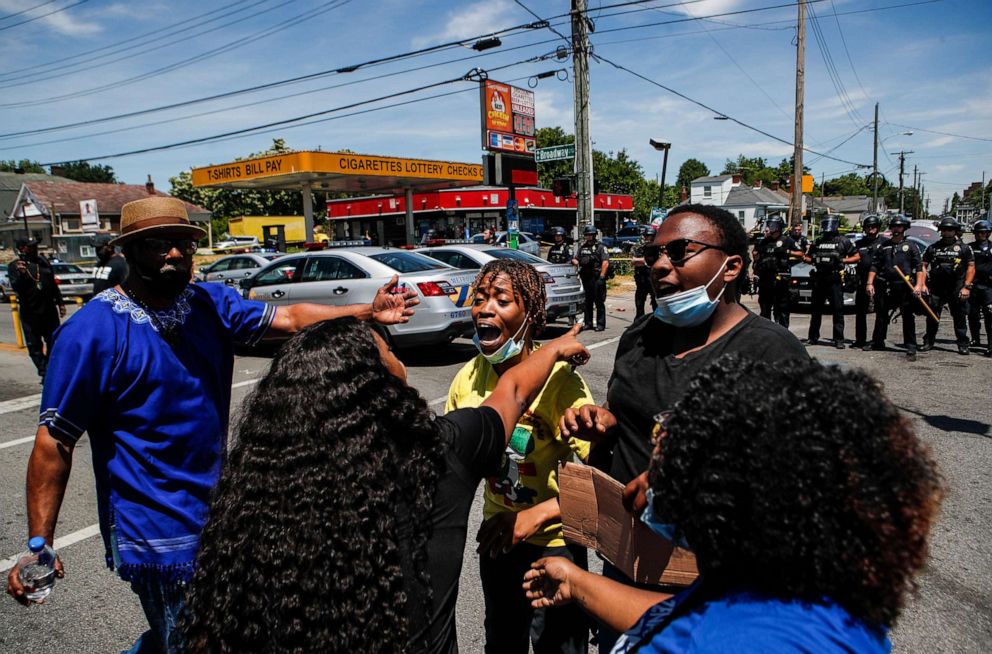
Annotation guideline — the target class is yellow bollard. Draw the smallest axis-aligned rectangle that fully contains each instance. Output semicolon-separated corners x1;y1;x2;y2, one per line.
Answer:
75;296;84;306
10;295;25;348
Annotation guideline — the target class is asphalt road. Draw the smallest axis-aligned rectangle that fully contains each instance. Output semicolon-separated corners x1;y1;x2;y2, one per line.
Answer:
0;289;989;653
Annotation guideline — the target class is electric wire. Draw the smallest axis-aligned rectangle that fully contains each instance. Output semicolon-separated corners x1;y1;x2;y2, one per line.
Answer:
806;2;865;130
885;122;992;143
0;0;89;33
0;0;60;22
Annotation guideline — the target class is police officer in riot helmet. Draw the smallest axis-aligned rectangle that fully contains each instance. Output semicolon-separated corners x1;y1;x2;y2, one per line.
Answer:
921;216;975;354
547;226;572;264
966;220;991;356
865;215;924;359
805;214;859;348
630;224;658;317
572;225;609;331
752;215;803;327
852;215;885;348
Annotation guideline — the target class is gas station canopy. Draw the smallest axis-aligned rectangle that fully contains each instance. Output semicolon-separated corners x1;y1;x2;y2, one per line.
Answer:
191;150;484;244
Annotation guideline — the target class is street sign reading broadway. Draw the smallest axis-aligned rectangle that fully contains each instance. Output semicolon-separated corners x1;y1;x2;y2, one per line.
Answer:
535;144;576;163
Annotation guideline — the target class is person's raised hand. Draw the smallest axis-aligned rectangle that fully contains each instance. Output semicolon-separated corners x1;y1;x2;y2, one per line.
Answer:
551;323;590;367
622;471;650;514
6;555;64;607
371;274;420;325
523;556;581;609
559;404;617;440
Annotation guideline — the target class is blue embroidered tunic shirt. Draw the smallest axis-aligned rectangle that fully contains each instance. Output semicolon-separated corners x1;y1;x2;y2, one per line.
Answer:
39;283;274;581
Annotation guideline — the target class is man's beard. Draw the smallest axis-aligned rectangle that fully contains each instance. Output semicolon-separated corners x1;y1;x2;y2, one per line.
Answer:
135;259;189;298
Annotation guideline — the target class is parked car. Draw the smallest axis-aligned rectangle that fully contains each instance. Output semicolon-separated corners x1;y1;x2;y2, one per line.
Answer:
0;268;10;302
470;231;541;256
52;263;94;299
197;253;283;285
239;247;477;348
212;236;260;254
601;225;645;252
418;244;585;325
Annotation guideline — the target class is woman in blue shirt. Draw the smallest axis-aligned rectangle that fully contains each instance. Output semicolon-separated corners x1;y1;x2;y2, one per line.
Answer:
525;356;942;653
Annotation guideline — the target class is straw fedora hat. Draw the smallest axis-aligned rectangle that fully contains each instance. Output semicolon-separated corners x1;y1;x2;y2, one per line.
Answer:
110;196;206;247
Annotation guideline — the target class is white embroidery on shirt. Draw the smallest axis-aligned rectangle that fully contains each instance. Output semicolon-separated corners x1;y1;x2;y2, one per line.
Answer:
95;288;194;332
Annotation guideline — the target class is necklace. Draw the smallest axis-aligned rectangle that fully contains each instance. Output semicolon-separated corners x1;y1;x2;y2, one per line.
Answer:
22;261;42;290
121;283;180;346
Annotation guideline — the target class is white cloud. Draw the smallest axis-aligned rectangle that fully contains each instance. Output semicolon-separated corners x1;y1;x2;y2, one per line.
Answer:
412;0;515;49
934;164;966;175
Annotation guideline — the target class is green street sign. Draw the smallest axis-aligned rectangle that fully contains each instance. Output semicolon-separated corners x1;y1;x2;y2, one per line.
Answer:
535;144;576;163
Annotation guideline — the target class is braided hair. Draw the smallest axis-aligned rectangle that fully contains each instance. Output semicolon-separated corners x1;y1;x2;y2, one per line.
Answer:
474;259;548;336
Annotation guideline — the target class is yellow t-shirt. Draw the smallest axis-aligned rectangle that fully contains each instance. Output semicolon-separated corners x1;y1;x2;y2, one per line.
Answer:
445;353;594;547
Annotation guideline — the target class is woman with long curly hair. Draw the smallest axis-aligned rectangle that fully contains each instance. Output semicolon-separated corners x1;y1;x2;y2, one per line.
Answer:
177;316;590;654
525;356;942;653
446;259;596;653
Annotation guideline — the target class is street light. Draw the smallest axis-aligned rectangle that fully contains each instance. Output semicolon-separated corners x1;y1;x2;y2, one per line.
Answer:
649;139;671;211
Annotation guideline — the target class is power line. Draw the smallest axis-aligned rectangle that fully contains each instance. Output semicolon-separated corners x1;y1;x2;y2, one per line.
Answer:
591;52;870;167
827;0;870;103
513;0;570;44
886;122;992;143
0;0;60;22
806;2;865;130
0;0;90;33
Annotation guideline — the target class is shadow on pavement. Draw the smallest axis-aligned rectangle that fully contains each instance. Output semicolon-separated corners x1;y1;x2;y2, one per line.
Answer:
898;405;991;438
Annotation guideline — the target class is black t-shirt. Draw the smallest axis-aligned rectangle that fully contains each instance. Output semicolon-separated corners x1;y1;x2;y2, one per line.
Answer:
403;406;504;654
6;255;62;324
92;255;129;295
605;311;809;484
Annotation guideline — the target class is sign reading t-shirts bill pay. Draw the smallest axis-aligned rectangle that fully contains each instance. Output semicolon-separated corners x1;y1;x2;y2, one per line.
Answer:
480;80;536;155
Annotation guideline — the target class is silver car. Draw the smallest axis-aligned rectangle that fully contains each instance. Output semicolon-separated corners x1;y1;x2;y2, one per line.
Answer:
52;263;94;299
240;247;477;348
418;244;584;324
197;253;283;286
471;231;541;256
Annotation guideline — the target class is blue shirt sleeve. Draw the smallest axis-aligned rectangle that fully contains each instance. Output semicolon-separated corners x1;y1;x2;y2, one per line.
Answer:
199;283;275;346
38;312;114;444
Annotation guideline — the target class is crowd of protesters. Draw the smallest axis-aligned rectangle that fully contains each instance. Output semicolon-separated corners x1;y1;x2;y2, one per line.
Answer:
7;199;942;654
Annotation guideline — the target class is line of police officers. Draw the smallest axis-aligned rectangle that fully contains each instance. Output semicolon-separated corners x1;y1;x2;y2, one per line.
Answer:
753;214;990;361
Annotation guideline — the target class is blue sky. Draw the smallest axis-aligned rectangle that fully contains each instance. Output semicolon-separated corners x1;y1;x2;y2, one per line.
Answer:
0;0;989;212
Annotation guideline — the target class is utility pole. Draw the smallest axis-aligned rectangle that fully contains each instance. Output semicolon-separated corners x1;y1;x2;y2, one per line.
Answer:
912;165;918;218
897;150;913;214
871;102;879;213
790;0;806;227
571;0;594;238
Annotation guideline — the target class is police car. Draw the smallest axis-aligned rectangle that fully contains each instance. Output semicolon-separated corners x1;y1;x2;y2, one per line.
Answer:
240;246;477;348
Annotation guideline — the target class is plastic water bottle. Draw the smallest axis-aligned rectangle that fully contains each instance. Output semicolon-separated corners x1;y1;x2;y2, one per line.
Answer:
17;537;57;601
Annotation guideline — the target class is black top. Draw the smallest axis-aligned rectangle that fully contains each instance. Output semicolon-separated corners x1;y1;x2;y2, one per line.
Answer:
924;238;974;285
547;242;572;264
854;234;885;280
574;241;608;274
754;235;799;276
6;255;63;324
403;407;505;654
809;235;856;275
871;237;922;281
605;312;809;484
972;239;992;285
92;255;129;295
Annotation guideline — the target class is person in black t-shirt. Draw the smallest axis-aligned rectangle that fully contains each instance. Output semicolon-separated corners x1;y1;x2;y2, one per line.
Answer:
557;204;808;652
6;238;65;380
91;234;129;295
178;317;590;654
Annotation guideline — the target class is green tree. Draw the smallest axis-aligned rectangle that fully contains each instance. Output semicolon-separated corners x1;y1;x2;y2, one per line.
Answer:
822;173;870;196
675;158;709;192
55;161;118;183
0;159;46;173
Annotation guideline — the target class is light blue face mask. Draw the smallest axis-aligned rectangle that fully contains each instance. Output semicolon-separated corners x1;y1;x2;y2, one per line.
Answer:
473;314;530;365
652;258;729;328
640;488;691;550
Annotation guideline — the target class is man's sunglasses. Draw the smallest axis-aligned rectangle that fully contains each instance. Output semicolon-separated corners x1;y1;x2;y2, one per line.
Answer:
140;237;198;255
642;238;726;265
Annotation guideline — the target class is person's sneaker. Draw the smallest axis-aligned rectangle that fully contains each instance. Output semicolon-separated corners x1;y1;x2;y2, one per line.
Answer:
594;326;605;332
834;341;846;349
906;350;917;362
806;338;820;346
958;345;970;355
919;340;934;352
852;341;866;349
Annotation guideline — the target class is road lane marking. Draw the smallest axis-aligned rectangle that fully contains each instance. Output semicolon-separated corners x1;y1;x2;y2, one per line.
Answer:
587;336;621;351
0;436;34;450
0;524;102;573
0;393;42;416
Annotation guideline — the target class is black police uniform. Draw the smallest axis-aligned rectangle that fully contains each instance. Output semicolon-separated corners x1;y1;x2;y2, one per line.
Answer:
629;240;657;318
754;234;798;327
853;233;886;346
967;239;992;352
869;237;922;352
807;234;856;345
7;254;64;378
922;239;974;349
547;241;572;264
575;239;608;329
791;232;810;256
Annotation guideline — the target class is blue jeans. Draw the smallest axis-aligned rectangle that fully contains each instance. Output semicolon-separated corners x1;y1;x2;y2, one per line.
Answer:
122;575;186;654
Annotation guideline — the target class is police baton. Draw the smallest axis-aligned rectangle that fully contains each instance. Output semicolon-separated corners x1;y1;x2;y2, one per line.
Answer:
893;266;940;323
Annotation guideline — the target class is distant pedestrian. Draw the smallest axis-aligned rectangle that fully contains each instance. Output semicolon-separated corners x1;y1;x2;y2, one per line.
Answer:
921;216;975;355
966;220;991;356
5;196;420;654
630;225;658;318
6;238;64;381
865;215;924;360
853;215;886;347
806;215;859;348
572;225;609;331
91;234;129;295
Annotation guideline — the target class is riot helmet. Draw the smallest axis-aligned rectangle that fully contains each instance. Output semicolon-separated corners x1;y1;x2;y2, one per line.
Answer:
888;214;911;229
937;216;959;231
583;225;598;236
765;216;786;233
973;219;992;234
552;226;566;239
861;214;881;230
820;215;840;234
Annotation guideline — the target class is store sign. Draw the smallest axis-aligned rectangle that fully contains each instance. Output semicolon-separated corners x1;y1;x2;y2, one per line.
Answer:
480;79;537;156
80;199;99;228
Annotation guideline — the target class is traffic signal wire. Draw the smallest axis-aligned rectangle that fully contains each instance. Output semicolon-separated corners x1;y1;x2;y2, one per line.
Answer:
0;0;90;33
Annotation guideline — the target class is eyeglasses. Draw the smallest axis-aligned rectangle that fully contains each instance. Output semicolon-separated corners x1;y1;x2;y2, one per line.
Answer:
651;410;673;446
140;237;197;255
642;238;726;265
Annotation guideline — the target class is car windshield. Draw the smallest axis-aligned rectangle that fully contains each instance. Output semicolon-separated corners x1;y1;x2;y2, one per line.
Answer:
53;264;84;274
368;251;450;273
483;248;544;263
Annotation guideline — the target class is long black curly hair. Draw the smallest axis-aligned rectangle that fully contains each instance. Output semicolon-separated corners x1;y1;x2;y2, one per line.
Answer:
474;258;548;336
648;355;941;628
177;317;442;653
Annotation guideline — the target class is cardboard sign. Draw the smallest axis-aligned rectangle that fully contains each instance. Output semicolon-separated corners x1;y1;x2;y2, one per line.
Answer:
558;462;698;587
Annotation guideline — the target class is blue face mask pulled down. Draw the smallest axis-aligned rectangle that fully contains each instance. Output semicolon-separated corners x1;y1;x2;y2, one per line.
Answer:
652;258;729;328
473;314;530;365
640;488;691;550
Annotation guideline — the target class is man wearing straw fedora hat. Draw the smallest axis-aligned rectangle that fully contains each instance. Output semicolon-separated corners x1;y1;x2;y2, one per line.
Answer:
7;196;420;652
